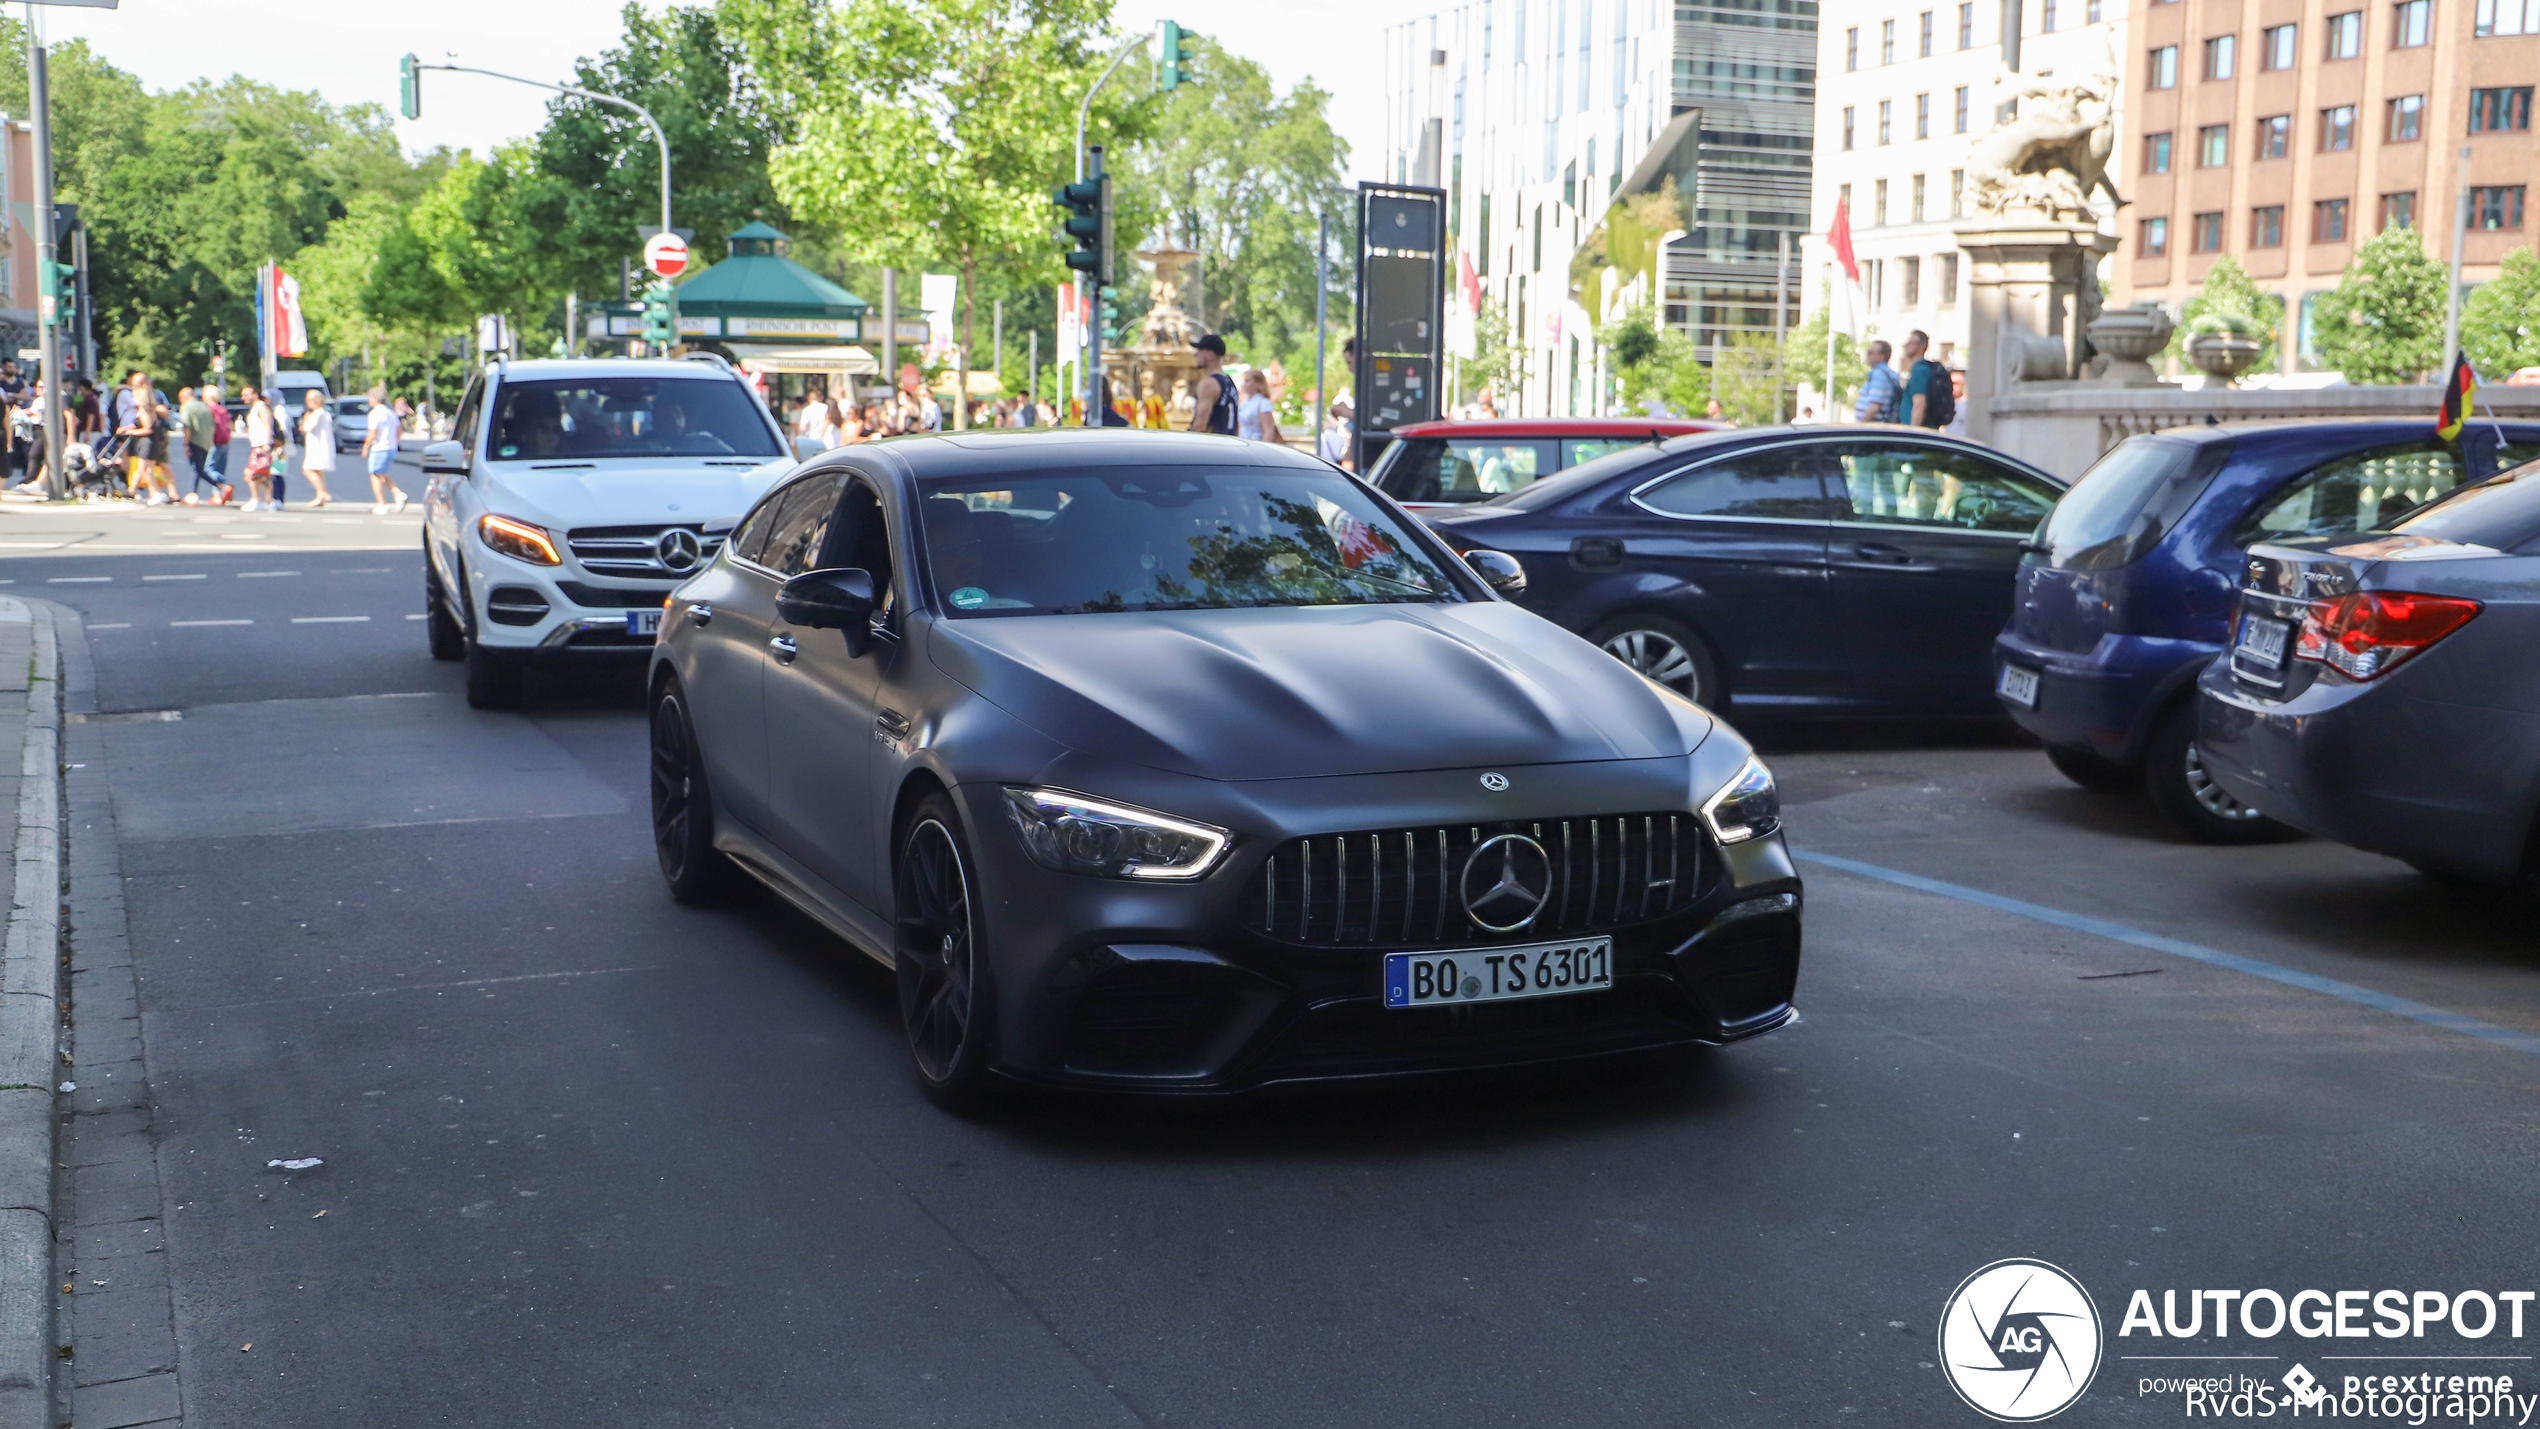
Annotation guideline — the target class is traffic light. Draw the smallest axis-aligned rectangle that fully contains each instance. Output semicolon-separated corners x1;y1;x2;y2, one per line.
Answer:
1157;21;1199;91
1051;144;1112;287
38;260;75;329
641;280;678;348
1099;293;1120;347
398;54;421;121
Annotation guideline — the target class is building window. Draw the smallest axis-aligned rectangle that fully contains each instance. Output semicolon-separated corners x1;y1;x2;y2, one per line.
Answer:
1564;160;1577;208
2470;87;2535;132
2325;10;2362;56
1902;255;1922;306
1875;177;1890;225
2321;105;2356;150
1920;9;1935;54
2145;131;2173;172
1879;99;1893;144
2472;185;2529;229
2258;115;2290;158
1868;259;1884;307
2203;34;2236;79
2043;0;2058;28
1840;181;1853;217
1954;86;1971;132
1912;172;1927;220
1940;253;1960;304
2476;0;2540;34
2252;205;2285;247
1950;168;1965;216
1882;17;1897;61
1958;1;1975;46
2193;211;2225;252
2088;0;2102;18
2199;124;2231;166
1847;26;1860;69
2150;45;2179;88
2393;0;2431;45
2388;94;2424;141
2142;216;2171;256
1843;106;1856;149
2262;23;2298;67
2313;198;2351;242
1916;92;1931;138
2380;191;2416;229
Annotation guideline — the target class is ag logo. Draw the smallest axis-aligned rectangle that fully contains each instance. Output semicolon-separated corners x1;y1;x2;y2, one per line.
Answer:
1938;1259;2102;1422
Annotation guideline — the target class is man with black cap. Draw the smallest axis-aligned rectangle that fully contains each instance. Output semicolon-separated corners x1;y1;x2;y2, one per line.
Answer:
1188;333;1236;435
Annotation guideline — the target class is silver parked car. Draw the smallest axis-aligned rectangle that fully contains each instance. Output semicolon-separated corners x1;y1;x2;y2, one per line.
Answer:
332;396;369;452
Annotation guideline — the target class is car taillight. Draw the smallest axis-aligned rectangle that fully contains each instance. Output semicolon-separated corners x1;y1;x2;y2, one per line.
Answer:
2293;590;2481;680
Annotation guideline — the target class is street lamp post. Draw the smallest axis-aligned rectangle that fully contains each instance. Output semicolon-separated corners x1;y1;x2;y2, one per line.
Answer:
1075;27;1157;425
24;7;61;498
407;60;671;240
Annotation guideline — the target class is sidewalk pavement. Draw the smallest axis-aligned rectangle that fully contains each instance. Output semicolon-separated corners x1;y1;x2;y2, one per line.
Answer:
0;598;62;1429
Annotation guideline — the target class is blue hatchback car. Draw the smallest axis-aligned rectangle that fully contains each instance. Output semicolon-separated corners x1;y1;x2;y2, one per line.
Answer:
1993;419;2540;841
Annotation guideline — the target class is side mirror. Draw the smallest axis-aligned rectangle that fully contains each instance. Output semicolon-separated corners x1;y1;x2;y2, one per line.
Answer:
1462;548;1528;597
420;439;468;476
792;435;827;461
776;567;877;655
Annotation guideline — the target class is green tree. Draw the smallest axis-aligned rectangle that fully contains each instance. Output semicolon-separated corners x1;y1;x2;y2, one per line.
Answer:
2165;253;2286;373
2461;247;2540;378
1456;296;1524;406
1709;331;1783;425
1781;285;1870;415
2313;225;2448;384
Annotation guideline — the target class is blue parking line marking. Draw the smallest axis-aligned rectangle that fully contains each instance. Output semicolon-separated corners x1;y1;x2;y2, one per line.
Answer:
1791;847;2540;1059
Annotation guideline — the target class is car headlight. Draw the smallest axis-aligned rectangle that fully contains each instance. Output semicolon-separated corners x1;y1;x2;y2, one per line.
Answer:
1699;756;1781;844
1003;787;1230;880
479;513;561;566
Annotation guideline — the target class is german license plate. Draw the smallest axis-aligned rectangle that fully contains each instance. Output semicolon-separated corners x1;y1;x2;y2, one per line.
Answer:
2235;614;2290;668
626;608;662;637
1997;663;2041;708
1383;936;1614;1010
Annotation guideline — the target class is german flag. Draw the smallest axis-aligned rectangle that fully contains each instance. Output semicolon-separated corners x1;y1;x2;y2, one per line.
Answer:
2437;353;2477;441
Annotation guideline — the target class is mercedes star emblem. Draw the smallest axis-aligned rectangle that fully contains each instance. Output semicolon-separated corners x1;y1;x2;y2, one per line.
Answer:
1460;833;1553;933
656;527;703;573
1480;772;1511;792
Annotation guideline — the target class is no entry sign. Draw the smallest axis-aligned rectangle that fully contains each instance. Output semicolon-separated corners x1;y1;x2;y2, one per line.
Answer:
643;231;689;279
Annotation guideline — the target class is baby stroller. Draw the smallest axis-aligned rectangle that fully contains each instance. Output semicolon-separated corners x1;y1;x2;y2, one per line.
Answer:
62;442;120;500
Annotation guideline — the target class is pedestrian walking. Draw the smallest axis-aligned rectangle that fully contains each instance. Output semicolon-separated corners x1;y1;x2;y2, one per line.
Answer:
1318;399;1354;470
361;384;408;513
1855;340;1902;424
241;388;279;510
201;382;234;501
116;374;173;504
1899;330;1953;431
1187;334;1235;435
1235;369;1286;444
1942;370;1968;438
177;386;226;504
297;389;335;507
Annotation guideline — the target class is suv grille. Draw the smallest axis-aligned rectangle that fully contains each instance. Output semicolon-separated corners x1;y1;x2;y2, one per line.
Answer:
565;524;726;578
1243;813;1705;948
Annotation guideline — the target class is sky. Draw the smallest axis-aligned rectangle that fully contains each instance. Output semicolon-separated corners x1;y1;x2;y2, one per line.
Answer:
29;0;1420;183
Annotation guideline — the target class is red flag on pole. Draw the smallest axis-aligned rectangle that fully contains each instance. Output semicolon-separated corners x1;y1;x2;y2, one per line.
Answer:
1827;198;1861;286
1459;249;1482;315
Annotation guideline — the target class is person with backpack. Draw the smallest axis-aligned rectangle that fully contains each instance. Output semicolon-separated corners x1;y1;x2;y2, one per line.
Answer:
201;382;235;502
1900;329;1955;431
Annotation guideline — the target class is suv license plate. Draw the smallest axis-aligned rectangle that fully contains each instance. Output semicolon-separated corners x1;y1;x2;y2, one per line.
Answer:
1384;937;1614;1010
1997;664;2041;708
2235;614;2290;668
627;608;662;638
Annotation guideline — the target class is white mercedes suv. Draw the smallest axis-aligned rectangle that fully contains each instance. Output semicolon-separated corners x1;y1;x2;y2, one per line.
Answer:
420;356;802;708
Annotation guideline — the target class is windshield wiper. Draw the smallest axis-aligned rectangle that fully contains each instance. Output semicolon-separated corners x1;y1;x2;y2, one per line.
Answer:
701;459;762;466
530;462;597;470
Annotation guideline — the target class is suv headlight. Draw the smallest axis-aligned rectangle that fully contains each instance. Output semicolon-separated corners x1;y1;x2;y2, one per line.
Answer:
1003;787;1230;880
1699;756;1781;844
479;513;562;566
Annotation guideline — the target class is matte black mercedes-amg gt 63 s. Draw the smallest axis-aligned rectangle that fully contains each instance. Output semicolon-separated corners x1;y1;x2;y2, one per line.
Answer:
647;429;1801;1106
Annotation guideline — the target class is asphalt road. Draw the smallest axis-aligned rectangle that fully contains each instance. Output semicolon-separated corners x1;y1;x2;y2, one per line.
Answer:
20;498;2540;1426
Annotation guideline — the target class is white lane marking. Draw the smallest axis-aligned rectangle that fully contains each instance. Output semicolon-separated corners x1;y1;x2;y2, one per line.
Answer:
237;571;299;578
143;574;208;582
169;619;252;627
404;613;429;621
290;616;370;624
216;533;267;540
88;623;131;630
332;567;393;574
46;576;109;584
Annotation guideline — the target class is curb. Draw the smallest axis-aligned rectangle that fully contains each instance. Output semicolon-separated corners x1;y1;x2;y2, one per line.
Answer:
0;596;60;1429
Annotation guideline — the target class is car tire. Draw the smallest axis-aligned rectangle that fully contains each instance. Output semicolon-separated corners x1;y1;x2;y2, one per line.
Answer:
894;793;999;1112
649;676;743;904
1590;613;1721;705
2145;702;2296;844
424;548;465;662
2044;741;2139;793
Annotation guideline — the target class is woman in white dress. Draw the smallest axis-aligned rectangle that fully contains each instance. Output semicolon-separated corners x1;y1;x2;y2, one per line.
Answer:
297;390;335;508
1235;369;1285;445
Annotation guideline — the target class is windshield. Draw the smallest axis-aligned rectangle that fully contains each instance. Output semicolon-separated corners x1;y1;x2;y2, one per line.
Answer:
916;466;1466;617
486;377;781;461
2036;435;2214;569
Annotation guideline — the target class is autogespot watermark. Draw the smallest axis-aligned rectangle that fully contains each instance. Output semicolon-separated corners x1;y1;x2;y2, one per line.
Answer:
1942;1265;2540;1422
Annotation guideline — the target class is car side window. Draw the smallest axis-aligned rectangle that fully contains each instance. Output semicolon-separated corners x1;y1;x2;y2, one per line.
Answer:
757;475;844;575
2238;441;2468;541
1562;437;1649;466
1828;444;2058;534
1381;439;1557;502
830;478;899;625
450;378;483;457
1635;449;1833;520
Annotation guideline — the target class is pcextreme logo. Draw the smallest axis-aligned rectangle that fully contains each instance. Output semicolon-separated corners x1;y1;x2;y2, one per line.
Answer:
1940;1259;2105;1422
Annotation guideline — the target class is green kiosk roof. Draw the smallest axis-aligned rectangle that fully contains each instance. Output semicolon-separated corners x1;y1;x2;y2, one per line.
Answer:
676;222;870;320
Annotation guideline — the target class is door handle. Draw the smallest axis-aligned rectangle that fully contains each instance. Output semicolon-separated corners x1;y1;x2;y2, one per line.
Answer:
687;602;713;626
768;633;798;663
875;709;912;740
1852;541;1913;563
1571;535;1624;567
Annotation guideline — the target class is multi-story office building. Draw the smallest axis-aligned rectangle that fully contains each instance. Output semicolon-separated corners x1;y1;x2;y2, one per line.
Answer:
1379;0;1816;415
1801;0;2128;369
2115;0;2537;371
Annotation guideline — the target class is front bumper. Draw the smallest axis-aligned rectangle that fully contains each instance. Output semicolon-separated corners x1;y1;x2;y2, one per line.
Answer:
467;556;673;657
949;780;1802;1093
1993;629;2220;762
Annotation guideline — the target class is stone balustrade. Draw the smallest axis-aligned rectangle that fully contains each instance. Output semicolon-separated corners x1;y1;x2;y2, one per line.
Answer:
1986;382;2540;480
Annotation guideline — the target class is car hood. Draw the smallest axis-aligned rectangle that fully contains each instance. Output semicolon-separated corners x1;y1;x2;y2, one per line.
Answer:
929;601;1711;781
480;458;793;530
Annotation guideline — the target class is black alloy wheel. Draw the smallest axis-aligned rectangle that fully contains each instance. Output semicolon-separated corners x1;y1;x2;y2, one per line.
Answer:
2044;741;2139;793
650;678;739;904
2144;701;2296;845
1591;613;1719;705
894;794;995;1108
424;545;465;662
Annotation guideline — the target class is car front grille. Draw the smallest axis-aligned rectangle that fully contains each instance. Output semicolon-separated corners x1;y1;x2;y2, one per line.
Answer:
564;524;726;578
1243;813;1706;948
